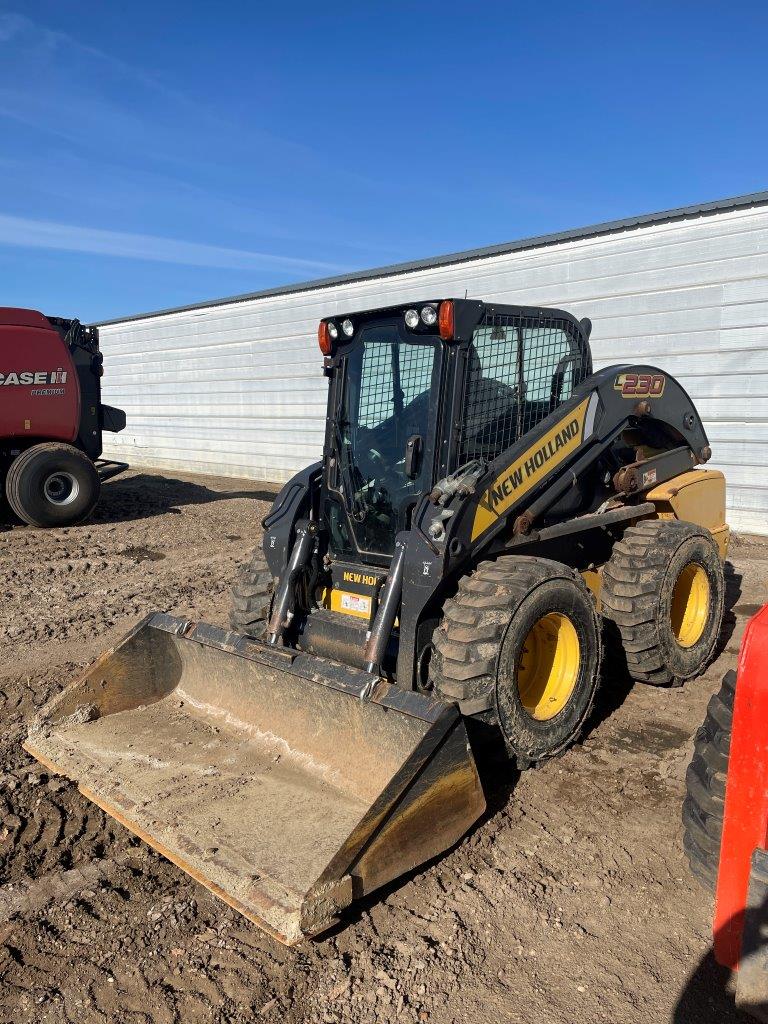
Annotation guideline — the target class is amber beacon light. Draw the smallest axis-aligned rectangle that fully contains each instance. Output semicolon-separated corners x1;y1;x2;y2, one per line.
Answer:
438;300;455;340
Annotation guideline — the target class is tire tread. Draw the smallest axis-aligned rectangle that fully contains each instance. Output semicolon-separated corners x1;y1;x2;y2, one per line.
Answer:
601;518;723;685
229;550;274;636
431;556;600;768
683;670;734;890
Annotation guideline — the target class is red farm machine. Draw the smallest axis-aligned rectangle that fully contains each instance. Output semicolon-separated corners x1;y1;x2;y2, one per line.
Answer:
684;602;768;1019
0;307;126;527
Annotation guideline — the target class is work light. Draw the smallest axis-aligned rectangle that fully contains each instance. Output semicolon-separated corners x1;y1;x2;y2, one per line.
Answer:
404;309;419;329
342;319;354;337
420;305;437;326
327;322;339;340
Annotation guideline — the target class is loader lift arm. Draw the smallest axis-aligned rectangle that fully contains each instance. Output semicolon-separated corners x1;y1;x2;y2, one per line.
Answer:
394;362;711;691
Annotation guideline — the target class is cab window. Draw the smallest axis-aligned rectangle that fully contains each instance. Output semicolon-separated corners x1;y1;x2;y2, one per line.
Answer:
457;316;586;466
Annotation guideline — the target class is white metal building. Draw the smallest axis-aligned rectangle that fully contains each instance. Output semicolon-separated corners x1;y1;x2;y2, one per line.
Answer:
98;190;768;535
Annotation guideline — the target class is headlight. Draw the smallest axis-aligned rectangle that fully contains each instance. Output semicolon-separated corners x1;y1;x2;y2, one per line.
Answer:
420;305;437;326
327;322;339;340
342;319;354;337
404;309;420;329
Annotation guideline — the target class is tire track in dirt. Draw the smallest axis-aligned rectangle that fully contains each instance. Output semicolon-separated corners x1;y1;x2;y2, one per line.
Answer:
1;472;281;1023
1;471;766;1023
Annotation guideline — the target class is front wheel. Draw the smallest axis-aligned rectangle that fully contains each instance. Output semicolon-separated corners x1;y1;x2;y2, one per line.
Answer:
431;557;602;768
5;443;101;527
230;549;274;637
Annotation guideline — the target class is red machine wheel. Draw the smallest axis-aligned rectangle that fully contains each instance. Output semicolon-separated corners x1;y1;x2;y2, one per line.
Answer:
5;442;101;528
682;669;734;889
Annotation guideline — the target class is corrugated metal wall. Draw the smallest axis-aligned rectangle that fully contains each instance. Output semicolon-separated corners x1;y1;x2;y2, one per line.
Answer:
99;202;768;534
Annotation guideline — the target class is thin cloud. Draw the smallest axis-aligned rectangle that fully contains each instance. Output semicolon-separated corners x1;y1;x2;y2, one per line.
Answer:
0;12;169;94
0;12;26;42
0;213;345;274
0;12;309;155
0;11;390;194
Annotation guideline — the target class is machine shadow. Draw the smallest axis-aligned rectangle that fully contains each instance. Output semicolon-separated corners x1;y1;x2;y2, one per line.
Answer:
92;472;281;525
719;560;745;654
672;898;768;1023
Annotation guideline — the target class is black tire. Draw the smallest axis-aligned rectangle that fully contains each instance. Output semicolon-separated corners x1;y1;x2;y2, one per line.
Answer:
5;442;101;528
683;669;735;889
0;465;20;525
431;557;602;768
601;519;725;686
229;549;274;637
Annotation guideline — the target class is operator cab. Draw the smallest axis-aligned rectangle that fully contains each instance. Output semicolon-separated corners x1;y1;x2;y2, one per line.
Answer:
319;299;592;566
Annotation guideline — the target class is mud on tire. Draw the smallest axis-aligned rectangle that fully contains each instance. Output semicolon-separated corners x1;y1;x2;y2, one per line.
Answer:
683;669;735;889
229;548;274;637
601;519;724;686
431;556;602;769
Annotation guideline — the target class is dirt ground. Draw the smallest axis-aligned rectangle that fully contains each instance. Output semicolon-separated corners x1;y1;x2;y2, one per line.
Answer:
0;468;765;1024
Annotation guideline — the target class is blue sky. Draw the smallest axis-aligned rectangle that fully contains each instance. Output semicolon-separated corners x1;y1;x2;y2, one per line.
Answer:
1;1;767;322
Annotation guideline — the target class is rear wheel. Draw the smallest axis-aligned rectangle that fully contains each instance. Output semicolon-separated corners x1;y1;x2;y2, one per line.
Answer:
230;549;274;637
601;519;724;686
683;669;735;889
5;443;101;527
431;557;602;768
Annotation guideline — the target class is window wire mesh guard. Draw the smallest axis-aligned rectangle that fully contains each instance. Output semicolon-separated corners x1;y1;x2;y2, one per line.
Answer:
358;341;434;430
458;313;589;467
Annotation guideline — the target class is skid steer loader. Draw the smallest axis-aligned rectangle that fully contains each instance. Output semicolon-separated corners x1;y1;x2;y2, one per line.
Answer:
26;298;729;945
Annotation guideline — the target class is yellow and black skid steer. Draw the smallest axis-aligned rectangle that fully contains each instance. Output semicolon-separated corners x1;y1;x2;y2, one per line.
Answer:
26;298;729;944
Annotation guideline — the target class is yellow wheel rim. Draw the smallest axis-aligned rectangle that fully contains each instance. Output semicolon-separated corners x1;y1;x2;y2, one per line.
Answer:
671;563;710;648
517;612;581;721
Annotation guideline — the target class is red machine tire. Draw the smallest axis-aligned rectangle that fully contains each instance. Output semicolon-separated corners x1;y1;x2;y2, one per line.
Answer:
5;442;101;528
682;669;734;890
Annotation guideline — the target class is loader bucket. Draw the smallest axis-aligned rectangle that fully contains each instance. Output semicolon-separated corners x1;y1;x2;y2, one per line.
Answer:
24;614;485;945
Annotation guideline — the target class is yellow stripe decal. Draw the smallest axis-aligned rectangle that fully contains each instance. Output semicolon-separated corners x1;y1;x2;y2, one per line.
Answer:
471;397;592;541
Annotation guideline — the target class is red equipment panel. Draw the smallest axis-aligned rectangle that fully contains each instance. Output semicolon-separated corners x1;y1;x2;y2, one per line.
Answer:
715;603;768;970
0;308;79;444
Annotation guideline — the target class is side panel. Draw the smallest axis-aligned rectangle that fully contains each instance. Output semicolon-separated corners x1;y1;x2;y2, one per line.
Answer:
470;396;593;540
454;364;709;553
0;324;79;443
647;469;730;558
